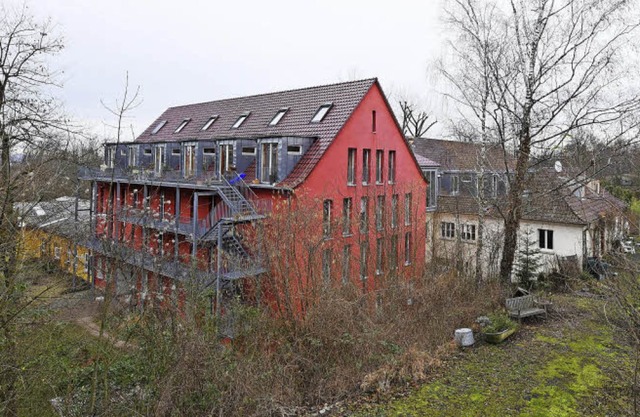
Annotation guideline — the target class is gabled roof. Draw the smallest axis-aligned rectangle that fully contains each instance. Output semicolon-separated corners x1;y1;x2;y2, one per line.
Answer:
16;197;91;241
135;79;377;188
412;138;515;172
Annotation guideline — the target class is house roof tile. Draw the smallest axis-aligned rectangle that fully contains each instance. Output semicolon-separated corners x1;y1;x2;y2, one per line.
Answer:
412;138;516;172
135;79;377;188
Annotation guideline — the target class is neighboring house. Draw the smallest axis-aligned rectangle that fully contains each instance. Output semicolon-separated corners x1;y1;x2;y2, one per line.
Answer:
80;79;427;313
17;196;92;282
412;138;627;278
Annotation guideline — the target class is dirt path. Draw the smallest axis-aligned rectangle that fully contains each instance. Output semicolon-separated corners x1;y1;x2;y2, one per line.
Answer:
349;294;634;416
75;315;137;350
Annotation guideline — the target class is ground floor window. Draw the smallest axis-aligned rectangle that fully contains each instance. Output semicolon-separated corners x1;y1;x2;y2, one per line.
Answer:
441;222;455;239
461;224;476;241
538;229;554;250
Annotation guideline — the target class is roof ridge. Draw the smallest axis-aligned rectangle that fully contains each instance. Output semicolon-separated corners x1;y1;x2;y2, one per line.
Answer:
166;78;378;110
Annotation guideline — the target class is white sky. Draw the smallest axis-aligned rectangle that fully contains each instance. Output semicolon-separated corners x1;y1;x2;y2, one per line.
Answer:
29;0;447;141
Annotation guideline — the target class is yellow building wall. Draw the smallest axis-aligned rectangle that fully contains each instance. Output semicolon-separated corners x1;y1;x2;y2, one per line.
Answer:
20;228;91;282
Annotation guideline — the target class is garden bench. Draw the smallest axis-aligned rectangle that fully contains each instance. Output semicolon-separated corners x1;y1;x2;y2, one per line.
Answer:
505;295;547;321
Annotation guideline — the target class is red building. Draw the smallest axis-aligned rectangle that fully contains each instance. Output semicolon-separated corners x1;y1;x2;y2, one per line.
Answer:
81;79;427;313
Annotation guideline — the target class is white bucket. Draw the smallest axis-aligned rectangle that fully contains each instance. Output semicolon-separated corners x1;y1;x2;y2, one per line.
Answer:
454;328;475;347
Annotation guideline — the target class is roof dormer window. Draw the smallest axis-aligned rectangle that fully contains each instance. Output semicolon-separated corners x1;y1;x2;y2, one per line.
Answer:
201;115;218;131
311;103;332;123
269;108;289;126
232;112;250;129
151;120;167;135
174;118;191;133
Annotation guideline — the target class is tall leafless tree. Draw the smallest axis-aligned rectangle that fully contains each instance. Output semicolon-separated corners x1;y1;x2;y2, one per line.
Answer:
442;0;640;282
0;4;66;415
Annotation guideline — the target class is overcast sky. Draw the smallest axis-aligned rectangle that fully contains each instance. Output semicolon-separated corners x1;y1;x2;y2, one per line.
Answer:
29;0;447;141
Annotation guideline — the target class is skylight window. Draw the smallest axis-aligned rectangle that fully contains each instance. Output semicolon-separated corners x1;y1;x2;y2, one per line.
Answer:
311;103;332;123
201;115;218;131
174;118;191;133
232;112;250;129
269;108;289;126
151;120;167;135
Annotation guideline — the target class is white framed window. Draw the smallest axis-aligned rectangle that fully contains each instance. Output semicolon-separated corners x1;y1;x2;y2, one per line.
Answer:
54;246;61;260
322;248;332;283
376;150;384;184
404;232;412;265
347;148;356;185
451;175;460;195
461;224;476;241
311;103;332;123
128;145;139;167
441;222;455;239
174;118;190;133
286;145;302;155
404;193;412;226
359;197;368;234
362;149;371;184
538;229;554;250
260;142;279;184
83;253;89;272
425;170;437;210
269;108;289;126
375;195;385;231
120;149;126;156
342;197;352;236
106;147;115;168
203;147;216;155
323;199;332;237
342;245;351;285
242;147;256;156
201;115;218;131
151;120;167;135
183;143;196;177
144;148;152;155
376;237;384;275
154;145;165;176
172;148;181;155
388;150;396;184
219;143;234;175
232;112;250;129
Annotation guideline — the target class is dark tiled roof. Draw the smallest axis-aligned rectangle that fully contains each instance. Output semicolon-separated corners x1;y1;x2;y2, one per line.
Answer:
16;197;91;241
412;138;516;172
415;154;439;168
436;168;627;226
135;79;377;188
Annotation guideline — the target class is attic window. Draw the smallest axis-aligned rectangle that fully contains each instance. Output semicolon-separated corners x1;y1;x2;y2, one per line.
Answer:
174;119;191;133
144;148;152;155
232;112;250;129
203;148;216;155
172;148;181;155
202;116;218;131
287;145;302;155
151;120;167;135
242;147;256;156
311;103;332;123
269;108;289;126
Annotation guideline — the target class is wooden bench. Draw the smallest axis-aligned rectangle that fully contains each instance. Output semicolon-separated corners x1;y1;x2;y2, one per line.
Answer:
506;295;547;321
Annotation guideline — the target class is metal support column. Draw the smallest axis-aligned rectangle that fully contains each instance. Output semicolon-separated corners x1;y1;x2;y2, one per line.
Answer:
192;192;199;257
175;185;180;261
216;221;222;320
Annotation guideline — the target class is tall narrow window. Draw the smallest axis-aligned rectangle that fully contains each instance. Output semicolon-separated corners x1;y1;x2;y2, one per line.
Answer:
426;170;437;210
359;197;368;234
391;194;398;229
362;149;371;184
372;110;377;133
342;197;352;235
376;150;384;184
376;237;383;275
492;175;499;198
390;235;398;270
261;142;279;184
183;144;196;177
451;175;460;195
323;200;332;237
154;145;165;176
388;150;396;183
322;248;332;283
128;146;138;167
347;148;356;185
106;147;115;169
376;195;385;231
342;245;351;284
404;232;412;265
219;144;234;176
359;242;368;282
404;193;412;226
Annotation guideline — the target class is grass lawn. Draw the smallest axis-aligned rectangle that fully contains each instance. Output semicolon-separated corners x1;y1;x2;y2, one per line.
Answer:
351;294;635;417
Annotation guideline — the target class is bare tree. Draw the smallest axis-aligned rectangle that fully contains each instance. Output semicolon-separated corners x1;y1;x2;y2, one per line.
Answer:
0;4;66;415
442;0;640;282
399;101;437;139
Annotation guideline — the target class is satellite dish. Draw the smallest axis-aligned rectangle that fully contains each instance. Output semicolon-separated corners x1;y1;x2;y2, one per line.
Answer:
554;161;563;173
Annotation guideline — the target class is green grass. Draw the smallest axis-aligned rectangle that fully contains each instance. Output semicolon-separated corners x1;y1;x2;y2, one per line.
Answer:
352;295;634;417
